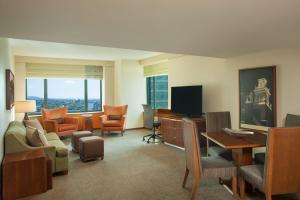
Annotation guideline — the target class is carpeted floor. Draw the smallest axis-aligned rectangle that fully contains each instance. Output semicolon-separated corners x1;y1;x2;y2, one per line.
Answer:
22;129;299;200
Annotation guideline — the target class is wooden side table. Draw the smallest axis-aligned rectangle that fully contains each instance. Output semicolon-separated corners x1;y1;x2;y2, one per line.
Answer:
81;114;93;131
2;149;52;200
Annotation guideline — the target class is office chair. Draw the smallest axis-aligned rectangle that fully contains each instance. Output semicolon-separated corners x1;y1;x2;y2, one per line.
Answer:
142;104;162;143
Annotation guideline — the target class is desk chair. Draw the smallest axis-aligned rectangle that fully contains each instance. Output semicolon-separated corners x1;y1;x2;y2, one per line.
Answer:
142;104;162;143
240;127;300;200
182;118;237;200
206;111;233;161
255;113;300;164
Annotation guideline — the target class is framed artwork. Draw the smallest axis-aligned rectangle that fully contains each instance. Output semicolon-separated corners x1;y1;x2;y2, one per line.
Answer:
239;66;276;132
6;69;15;110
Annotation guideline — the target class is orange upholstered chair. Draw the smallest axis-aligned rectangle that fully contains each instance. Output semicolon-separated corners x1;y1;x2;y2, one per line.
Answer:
99;105;128;136
42;107;79;137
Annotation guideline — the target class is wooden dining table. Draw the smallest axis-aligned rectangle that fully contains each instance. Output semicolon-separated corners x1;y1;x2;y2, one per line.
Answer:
201;131;267;167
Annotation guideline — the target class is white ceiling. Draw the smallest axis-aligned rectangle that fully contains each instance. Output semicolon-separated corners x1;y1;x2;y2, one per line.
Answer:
10;39;161;60
1;0;300;58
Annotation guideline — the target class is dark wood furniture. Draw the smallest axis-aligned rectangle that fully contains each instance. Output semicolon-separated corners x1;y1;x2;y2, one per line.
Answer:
182;118;237;200
81;114;93;131
156;109;206;148
201;131;267;167
240;127;300;200
2;149;52;200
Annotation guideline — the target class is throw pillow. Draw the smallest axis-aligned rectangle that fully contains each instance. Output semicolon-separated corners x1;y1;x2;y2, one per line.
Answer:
26;126;43;147
37;129;49;146
24;119;45;134
108;115;122;120
52;118;64;124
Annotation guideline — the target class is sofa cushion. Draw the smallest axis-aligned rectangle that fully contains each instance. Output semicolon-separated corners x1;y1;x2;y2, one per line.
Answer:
48;140;68;157
24;119;45;134
103;120;122;127
58;124;77;132
45;132;60;141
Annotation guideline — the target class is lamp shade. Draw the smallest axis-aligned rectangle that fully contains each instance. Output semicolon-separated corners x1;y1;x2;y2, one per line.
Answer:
15;100;36;113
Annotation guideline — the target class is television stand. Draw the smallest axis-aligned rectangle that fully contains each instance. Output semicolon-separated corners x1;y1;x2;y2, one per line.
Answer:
156;109;206;148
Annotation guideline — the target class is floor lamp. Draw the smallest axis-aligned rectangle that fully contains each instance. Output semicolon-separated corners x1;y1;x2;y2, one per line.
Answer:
15;100;36;121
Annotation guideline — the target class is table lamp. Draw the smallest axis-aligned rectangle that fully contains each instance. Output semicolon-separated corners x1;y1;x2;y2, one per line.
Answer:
15;100;36;121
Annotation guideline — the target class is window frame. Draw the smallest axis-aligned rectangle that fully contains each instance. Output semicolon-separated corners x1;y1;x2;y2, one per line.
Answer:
26;78;103;115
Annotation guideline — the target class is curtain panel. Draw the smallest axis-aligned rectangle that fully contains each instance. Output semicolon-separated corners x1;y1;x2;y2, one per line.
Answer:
26;63;103;79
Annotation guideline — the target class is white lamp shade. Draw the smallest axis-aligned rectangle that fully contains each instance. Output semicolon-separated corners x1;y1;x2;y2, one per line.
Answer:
15;100;37;113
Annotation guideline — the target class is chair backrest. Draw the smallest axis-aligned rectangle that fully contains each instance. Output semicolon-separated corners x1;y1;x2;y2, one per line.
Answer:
182;118;202;180
142;104;154;129
206;112;231;132
264;127;300;195
103;105;128;116
42;106;68;120
285;114;300;127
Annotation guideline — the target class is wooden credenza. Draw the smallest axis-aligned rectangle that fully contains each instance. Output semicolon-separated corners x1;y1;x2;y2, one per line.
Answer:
2;149;52;200
157;109;206;148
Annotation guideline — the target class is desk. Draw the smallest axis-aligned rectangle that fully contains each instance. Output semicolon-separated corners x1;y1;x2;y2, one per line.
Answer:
201;131;267;167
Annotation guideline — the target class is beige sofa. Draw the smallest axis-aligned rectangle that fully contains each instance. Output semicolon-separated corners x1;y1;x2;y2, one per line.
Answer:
4;121;69;174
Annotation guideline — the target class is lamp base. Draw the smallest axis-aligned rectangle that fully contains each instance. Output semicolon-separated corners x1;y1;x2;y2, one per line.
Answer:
24;113;29;121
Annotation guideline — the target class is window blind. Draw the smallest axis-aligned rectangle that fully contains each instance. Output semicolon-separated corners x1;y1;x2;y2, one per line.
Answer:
143;62;168;77
26;63;103;79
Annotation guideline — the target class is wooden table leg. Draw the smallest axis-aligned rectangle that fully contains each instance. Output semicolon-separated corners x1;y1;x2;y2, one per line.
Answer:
232;148;253;193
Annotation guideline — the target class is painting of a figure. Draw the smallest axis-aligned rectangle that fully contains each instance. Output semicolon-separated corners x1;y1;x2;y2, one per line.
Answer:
239;66;276;131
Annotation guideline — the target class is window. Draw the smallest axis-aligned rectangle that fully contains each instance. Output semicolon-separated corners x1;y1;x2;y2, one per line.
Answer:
26;79;45;114
146;75;168;109
26;78;102;114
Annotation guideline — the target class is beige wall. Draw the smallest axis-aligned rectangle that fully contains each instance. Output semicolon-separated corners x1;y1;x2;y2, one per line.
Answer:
0;38;14;161
113;60;146;129
167;50;300;129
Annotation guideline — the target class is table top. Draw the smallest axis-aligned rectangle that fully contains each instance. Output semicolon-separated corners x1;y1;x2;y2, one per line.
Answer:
3;149;46;163
201;131;267;149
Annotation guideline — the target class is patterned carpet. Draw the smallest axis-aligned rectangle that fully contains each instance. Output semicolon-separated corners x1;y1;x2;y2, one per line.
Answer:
22;129;299;200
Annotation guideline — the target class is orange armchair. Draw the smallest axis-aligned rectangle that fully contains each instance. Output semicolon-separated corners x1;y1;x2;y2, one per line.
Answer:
99;105;128;136
42;107;79;137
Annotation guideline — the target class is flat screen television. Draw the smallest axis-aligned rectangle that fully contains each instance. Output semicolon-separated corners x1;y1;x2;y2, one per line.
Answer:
171;85;203;117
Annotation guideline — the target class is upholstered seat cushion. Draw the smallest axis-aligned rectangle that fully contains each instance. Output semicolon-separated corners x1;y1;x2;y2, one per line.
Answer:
102;120;122;127
58;124;77;132
44;132;60;141
202;156;236;178
240;165;264;191
48;140;69;157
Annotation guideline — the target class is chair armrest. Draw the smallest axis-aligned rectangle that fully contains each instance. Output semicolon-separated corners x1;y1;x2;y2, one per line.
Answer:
64;116;79;125
99;115;108;128
44;120;58;133
121;115;127;129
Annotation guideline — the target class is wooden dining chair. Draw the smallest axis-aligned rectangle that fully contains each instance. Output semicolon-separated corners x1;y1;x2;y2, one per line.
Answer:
240;127;300;200
182;118;237;200
206;112;233;160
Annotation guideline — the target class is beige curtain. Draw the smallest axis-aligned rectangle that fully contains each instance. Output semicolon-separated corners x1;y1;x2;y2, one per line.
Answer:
26;63;103;79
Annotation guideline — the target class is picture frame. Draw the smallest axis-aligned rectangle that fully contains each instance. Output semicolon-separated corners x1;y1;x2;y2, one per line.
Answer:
239;66;276;132
6;69;15;110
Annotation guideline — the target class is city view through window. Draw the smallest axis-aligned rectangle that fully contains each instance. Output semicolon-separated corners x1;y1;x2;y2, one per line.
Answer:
26;78;102;114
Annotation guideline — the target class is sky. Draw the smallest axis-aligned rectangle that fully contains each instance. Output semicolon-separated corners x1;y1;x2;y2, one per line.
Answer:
27;78;101;99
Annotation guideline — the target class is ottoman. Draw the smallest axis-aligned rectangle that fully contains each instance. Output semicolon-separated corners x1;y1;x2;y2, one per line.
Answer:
72;131;93;153
79;136;104;162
